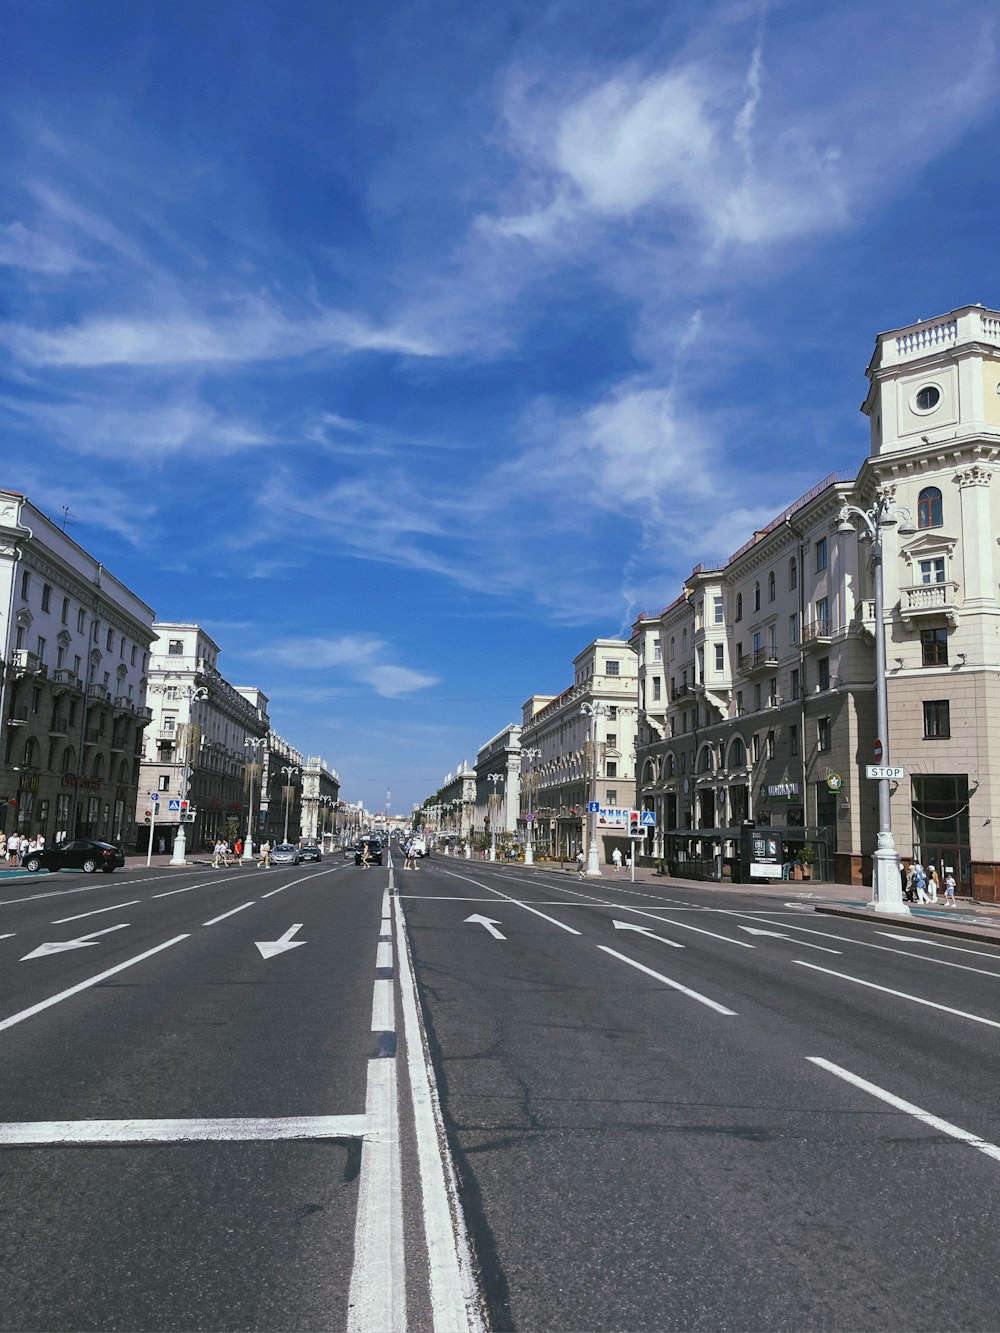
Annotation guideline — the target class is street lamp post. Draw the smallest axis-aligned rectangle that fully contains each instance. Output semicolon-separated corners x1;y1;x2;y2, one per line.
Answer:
244;736;265;862
281;765;301;844
487;773;503;861
521;747;541;865
169;685;208;866
580;701;609;876
837;496;916;915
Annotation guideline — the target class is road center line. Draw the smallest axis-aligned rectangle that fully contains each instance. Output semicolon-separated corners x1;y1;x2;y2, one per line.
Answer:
0;935;190;1034
793;960;1000;1029
203;902;256;926
52;901;141;924
598;946;738;1015
808;1057;1000;1164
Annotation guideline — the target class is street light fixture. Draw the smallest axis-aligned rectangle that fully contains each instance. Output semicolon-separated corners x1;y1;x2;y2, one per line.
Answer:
244;736;265;861
520;747;541;865
487;773;503;861
580;702;610;876
281;764;301;844
169;685;208;866
836;495;916;915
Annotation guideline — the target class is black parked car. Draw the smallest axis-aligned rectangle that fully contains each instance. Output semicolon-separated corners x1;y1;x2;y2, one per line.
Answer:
24;839;125;874
299;845;322;862
355;837;384;866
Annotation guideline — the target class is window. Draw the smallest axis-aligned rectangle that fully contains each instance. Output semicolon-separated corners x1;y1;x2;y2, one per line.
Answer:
168;639;184;655
713;596;724;625
919;557;945;584
606;659;620;676
606;734;617;750
41;584;51;612
754;581;761;612
815;537;827;572
682;630;688;653
20;571;30;599
789;557;798;590
73;655;81;676
61;597;70;624
753;682;762;711
921;628;948;666
816;596;830;634
606;761;618;778
653;640;662;661
36;636;46;662
92;620;100;643
158;775;170;791
77;608;86;633
789;724;799;756
31;686;41;714
735;593;743;622
768;571;775;603
736;690;744;715
163;714;177;733
817;717;832;752
768;677;778;707
766;730;775;759
790;668;800;700
923;700;950;738
652;677;662;701
917;487;943;529
606;789;617;805
817;657;830;691
56;645;65;668
914;385;941;412
789;613;799;644
130;645;137;665
106;628;114;651
715;643;724;672
607;706;617;720
669;636;675;660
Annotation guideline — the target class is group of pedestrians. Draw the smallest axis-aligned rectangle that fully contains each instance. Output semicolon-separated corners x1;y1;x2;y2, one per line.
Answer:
902;860;957;905
0;831;45;866
401;839;420;871
211;837;272;868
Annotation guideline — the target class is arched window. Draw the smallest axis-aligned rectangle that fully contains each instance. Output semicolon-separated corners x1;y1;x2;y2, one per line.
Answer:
666;753;676;777
62;746;76;774
918;486;943;529
92;752;104;781
22;738;39;769
698;746;714;773
789;557;798;590
754;581;761;612
729;737;746;768
682;629;687;653
735;593;743;621
768;571;775;602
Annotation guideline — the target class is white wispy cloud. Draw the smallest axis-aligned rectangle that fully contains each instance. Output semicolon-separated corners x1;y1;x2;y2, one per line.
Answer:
257;635;439;700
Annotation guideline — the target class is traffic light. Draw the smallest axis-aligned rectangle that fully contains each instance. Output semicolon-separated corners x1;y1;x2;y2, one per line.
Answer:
628;810;640;836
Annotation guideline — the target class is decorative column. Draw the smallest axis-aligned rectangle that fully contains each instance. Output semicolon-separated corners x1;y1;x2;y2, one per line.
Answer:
958;465;996;609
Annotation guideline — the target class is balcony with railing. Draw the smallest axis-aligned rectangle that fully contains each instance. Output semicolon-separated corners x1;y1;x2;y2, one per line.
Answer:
670;683;696;702
51;668;84;692
88;683;111;703
801;617;832;649
737;646;779;675
901;581;959;625
11;650;44;677
48;715;69;736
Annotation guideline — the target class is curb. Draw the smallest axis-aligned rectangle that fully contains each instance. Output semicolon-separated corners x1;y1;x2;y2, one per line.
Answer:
815;903;1000;947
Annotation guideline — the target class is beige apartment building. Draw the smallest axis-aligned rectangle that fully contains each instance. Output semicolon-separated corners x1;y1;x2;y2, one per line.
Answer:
635;303;1000;898
520;638;639;863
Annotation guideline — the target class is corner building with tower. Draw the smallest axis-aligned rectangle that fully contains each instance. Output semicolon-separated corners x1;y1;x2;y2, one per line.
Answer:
633;304;1000;900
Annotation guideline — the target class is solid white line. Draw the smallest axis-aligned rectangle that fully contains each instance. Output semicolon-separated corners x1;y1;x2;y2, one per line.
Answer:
394;891;486;1332
793;961;1000;1029
203;902;256;926
261;885;289;898
0;935;190;1034
376;941;393;970
614;912;754;949
0;1115;367;1145
875;931;1000;962
347;1058;406;1332
808;1057;1000;1164
598;946;738;1015
53;900;141;923
371;979;394;1032
440;869;581;934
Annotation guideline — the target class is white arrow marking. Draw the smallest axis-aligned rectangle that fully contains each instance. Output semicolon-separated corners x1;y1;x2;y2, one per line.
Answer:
612;920;684;948
737;926;841;954
464;914;505;940
255;924;307;959
21;923;130;960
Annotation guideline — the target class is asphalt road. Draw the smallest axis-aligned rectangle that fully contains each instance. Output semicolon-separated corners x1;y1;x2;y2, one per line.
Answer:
398;858;1000;1332
6;851;1000;1331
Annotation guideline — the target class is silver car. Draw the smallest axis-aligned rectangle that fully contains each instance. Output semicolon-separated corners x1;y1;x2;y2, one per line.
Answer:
270;843;300;866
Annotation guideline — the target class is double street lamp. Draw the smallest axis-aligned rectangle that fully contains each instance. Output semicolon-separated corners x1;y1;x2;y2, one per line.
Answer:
836;496;916;915
487;773;503;861
244;736;265;861
169;684;208;866
281;765;301;844
520;747;541;865
580;702;610;876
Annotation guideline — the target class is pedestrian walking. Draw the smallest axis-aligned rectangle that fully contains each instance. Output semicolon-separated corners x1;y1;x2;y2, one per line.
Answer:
576;848;585;879
612;847;622;873
943;869;957;905
8;832;20;866
0;832;6;862
927;865;940;902
212;839;225;869
259;839;271;868
234;837;243;859
902;862;917;903
403;840;416;871
913;862;929;903
360;841;371;870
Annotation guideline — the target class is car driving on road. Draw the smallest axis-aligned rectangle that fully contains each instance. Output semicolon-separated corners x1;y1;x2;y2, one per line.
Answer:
24;839;125;874
298;845;322;862
270;843;300;866
355;837;384;866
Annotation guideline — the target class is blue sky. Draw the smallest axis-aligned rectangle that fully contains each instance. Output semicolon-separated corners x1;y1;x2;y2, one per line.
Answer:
1;1;998;814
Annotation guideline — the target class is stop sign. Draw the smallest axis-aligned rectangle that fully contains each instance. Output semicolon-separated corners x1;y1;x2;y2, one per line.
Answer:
873;739;883;763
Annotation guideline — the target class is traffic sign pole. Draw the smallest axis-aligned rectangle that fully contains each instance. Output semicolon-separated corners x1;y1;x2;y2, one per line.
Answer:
146;795;159;868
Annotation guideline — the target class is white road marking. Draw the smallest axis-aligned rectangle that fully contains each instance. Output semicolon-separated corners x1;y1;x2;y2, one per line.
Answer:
53;900;141;923
371;979;394;1032
260;885;289;898
440;869;581;934
347;1058;406;1333
203;901;256;926
877;931;1000;961
464;914;506;939
612;920;684;948
737;926;841;954
394;889;486;1332
0;935;189;1034
21;922;131;960
808;1057;1000;1164
0;1115;367;1145
255;925;307;958
0;933;14;940
793;960;1000;1029
376;941;392;969
598;946;738;1015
